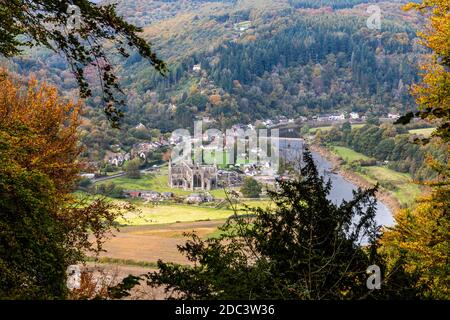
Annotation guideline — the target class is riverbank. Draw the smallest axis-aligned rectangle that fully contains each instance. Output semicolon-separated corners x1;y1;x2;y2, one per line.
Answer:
309;144;401;214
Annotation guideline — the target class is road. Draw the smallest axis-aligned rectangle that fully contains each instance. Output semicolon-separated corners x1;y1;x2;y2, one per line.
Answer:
91;172;126;183
91;167;160;183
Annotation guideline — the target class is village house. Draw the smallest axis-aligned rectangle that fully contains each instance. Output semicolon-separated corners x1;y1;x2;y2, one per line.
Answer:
123;190;175;202
135;123;147;130
185;193;214;204
388;113;400;120
234;21;251;32
161;192;174;200
107;152;131;167
168;103;177;112
350;112;360;120
314;113;345;122
328;113;346;121
193;64;201;72
169;135;183;145
142;191;161;201
262;119;274;128
132;142;157;160
80;173;95;180
124;190;143;198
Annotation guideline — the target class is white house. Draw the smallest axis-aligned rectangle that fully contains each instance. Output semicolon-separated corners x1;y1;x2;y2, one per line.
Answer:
108;153;129;167
141;191;161;202
80;173;95;180
135;123;146;130
328;113;346;121
388;113;400;120
183;192;215;204
350;112;360;120
193;64;201;72
262;119;274;127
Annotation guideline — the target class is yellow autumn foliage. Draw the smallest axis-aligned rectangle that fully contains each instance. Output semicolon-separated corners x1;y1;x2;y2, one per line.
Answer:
404;0;450;141
381;1;450;299
382;155;449;299
0;71;82;196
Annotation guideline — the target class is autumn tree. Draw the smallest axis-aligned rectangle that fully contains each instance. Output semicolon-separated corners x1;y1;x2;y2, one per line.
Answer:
382;0;450;300
397;1;450;142
0;72;130;299
381;160;449;299
0;0;166;127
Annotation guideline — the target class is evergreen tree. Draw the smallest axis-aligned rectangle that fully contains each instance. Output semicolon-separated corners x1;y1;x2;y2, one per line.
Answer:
133;151;418;300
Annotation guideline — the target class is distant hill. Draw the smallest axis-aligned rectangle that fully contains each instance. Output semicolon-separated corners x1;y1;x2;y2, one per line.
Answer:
2;0;425;161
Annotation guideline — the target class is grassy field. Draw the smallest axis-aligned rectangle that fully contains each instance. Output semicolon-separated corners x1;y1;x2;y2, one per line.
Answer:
97;168;229;199
118;203;234;226
95;221;226;265
202;149;256;168
359;166;421;206
309;124;366;134
117;199;272;226
235;200;272;210
409;127;435;138
328;146;421;207
331;146;371;163
309;126;334;133
202;150;250;169
351;124;365;130
202;150;232;169
86;256;159;268
94;166;273;227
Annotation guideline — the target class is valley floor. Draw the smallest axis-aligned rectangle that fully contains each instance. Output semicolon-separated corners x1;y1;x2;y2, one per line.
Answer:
85;143;423;295
93;220;225;266
86;219;235;299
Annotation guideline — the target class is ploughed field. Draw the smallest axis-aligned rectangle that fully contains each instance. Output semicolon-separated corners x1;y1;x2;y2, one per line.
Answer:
93;220;225;266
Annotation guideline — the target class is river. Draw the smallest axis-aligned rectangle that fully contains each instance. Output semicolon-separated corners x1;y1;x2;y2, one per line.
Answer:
279;138;395;227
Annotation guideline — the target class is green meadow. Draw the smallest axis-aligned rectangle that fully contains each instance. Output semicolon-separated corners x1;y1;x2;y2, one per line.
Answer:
117;200;272;226
97;168;229;199
408;127;435;138
331;146;372;162
94;169;273;226
309;124;366;134
329;145;421;207
359;166;421;207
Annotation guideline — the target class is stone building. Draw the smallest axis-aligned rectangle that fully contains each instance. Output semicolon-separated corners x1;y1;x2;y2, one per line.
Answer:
169;161;218;191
